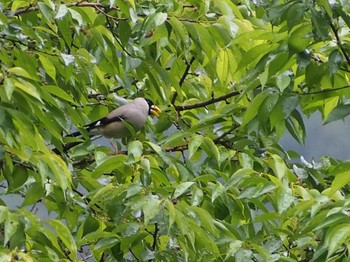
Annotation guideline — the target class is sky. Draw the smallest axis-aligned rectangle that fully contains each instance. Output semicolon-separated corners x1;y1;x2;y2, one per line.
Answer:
280;112;350;161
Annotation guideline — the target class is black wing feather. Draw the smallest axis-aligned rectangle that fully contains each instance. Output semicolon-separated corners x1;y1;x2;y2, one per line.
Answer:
85;115;126;131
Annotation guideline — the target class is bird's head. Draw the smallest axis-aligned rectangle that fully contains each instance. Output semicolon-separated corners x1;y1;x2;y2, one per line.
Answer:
145;98;161;117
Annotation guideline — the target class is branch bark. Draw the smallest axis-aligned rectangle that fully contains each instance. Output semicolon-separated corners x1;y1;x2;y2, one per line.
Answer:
329;21;350;65
174;90;240;111
171;56;195;105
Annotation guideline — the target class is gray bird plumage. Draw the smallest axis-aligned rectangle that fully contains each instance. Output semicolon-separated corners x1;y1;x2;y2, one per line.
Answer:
53;97;160;153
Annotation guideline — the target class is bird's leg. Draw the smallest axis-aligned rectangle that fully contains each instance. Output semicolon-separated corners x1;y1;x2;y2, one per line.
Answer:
110;139;121;154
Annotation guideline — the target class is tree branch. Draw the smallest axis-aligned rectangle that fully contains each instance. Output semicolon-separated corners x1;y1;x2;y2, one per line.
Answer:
299;85;350;95
213;125;239;143
174;90;240;111
329;21;350;65
171;56;195;105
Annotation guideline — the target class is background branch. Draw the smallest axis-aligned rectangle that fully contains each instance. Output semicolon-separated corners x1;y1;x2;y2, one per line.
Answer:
329;21;350;65
171;56;195;105
174;90;240;111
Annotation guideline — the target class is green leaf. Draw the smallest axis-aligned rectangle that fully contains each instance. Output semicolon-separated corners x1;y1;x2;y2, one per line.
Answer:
324;104;350;124
202;137;220;164
173;182;194;199
4;78;15;100
316;0;332;17
4;166;28;193
45;85;77;104
188;135;204;159
143;196;161;225
212;182;225;202
142;12;168;34
4;213;19;245
168;17;190;49
39;54;56;81
329;162;350;195
276;186;294;214
217;49;229;86
47;220;77;259
55;4;69;19
22;182;45;207
174;207;194;245
166;200;176;229
242;89;270;128
286;110;305;145
225;240;243;261
325;224;350;258
276;72;290;92
127;140;143;159
12;78;43;102
92;155;127;178
266;154;290;180
37;1;54;21
288;23;312;54
190;206;216;235
311;9;330;40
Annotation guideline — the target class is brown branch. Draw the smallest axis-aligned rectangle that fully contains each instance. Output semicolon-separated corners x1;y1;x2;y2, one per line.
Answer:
13;6;37;16
329;21;350;65
164;145;188;152
171;56;195;105
213;125;239;143
300;85;350;95
174;90;240;112
74;2;119;11
105;15;133;56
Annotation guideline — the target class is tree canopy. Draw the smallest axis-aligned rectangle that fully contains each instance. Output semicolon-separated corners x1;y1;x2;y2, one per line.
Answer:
1;0;350;261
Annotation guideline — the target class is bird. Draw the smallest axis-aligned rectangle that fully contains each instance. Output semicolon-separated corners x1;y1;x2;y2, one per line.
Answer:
53;97;161;153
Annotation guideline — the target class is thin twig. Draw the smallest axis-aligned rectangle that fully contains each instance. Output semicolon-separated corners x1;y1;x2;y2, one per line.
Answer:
151;223;159;251
213;125;239;143
329;21;350;65
106;16;133;57
299;85;350;95
171;56;195;105
174;90;240;111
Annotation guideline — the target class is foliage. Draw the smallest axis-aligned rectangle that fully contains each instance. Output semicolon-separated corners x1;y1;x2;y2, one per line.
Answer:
1;0;350;261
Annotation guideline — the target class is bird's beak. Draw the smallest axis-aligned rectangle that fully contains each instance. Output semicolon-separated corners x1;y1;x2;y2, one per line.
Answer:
150;105;161;117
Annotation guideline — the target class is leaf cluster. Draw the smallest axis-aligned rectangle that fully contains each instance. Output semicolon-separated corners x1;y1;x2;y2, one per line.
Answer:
1;0;350;261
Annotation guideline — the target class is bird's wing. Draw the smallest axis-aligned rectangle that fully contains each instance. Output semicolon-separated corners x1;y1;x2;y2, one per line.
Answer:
85;114;127;131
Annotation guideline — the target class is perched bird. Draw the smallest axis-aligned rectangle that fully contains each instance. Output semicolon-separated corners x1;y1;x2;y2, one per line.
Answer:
54;97;161;153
